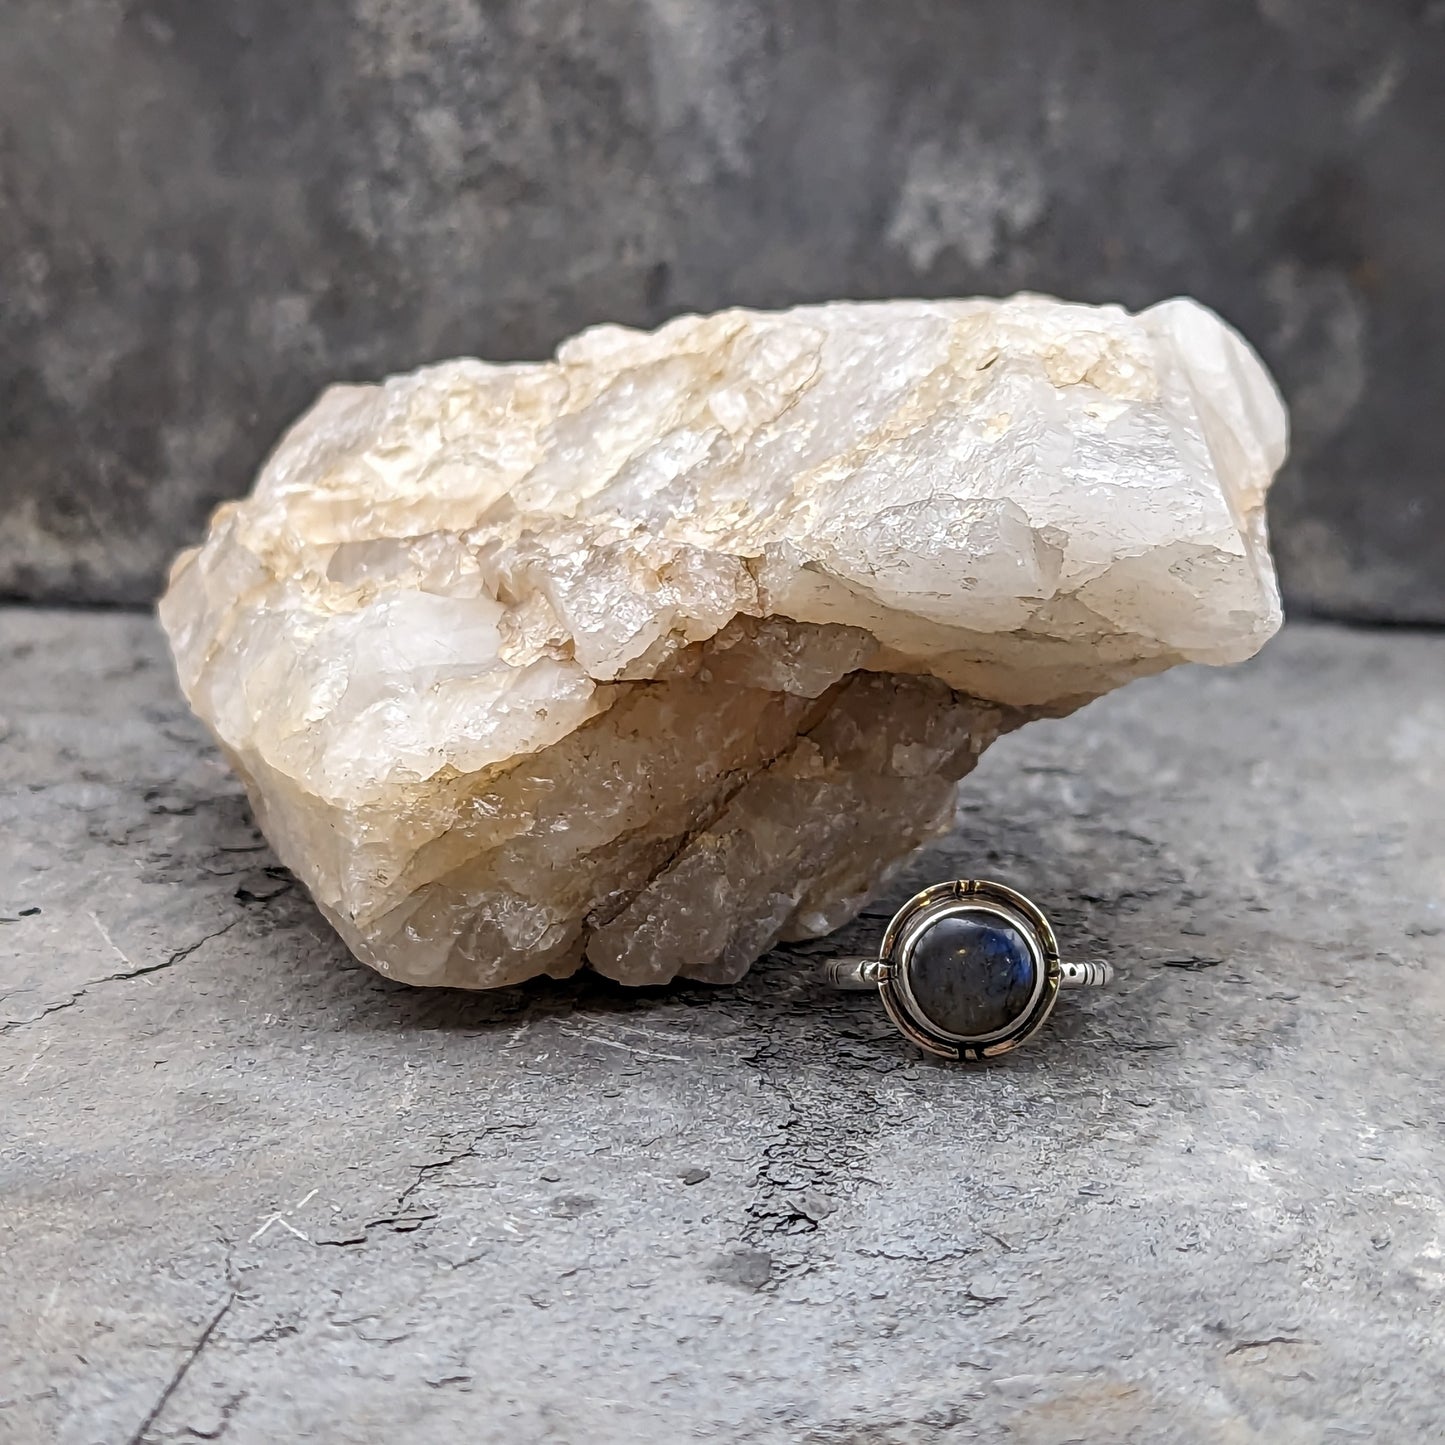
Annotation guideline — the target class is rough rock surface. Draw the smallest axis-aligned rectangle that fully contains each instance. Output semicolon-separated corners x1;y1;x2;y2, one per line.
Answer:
160;295;1286;988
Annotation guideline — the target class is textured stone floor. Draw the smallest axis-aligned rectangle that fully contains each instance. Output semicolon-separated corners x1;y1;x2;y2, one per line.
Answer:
1;610;1442;1445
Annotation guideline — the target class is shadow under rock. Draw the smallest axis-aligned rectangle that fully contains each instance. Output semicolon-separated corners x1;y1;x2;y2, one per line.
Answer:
179;750;1177;1072
328;933;893;1047
226;830;1163;1076
296;899;1133;1080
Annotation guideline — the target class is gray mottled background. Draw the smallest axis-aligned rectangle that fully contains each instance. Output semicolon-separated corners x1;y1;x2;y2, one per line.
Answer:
2;0;1443;618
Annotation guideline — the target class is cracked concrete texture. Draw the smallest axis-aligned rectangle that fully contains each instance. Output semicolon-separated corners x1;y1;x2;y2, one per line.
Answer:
1;608;1442;1444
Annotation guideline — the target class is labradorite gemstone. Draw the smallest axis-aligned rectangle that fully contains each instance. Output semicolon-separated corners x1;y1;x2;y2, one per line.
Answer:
905;911;1039;1039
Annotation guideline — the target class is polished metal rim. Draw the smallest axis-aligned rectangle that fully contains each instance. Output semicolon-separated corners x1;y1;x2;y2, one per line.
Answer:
825;879;1113;1061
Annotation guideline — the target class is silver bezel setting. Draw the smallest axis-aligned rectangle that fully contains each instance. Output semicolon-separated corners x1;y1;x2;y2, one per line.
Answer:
876;879;1062;1061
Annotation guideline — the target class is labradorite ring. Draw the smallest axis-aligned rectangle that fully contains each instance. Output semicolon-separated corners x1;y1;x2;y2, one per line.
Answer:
826;879;1113;1060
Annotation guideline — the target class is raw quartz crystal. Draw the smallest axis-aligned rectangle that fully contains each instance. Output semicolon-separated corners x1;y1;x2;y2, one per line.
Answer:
160;295;1287;989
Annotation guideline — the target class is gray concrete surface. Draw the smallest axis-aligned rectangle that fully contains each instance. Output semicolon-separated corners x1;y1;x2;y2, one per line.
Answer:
2;609;1443;1444
4;0;1445;621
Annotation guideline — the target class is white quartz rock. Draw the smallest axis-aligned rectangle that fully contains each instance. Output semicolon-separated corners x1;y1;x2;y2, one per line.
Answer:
160;294;1286;988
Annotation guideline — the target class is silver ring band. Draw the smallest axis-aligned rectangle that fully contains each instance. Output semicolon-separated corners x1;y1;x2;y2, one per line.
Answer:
825;956;888;990
827;955;1113;991
1059;959;1114;988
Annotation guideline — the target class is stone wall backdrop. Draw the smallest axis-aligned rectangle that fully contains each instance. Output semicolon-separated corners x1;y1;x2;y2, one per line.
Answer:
1;0;1441;619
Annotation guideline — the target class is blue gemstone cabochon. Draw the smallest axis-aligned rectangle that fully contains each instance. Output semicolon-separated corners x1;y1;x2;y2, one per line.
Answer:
903;908;1041;1040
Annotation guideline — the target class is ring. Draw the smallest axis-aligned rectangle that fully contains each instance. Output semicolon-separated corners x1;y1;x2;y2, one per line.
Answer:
825;879;1113;1060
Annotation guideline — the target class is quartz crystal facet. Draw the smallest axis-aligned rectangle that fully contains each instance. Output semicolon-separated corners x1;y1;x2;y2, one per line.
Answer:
159;295;1288;988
